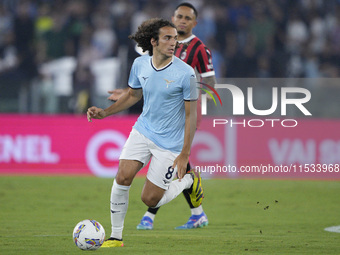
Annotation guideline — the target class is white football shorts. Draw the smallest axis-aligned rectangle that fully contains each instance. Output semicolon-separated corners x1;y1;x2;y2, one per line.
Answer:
119;128;179;189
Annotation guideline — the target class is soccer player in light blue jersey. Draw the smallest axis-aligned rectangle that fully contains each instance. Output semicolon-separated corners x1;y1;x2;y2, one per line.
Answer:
87;18;202;248
108;3;212;231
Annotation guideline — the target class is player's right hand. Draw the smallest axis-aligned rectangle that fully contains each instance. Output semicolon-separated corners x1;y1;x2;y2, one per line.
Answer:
107;89;125;101
87;106;106;122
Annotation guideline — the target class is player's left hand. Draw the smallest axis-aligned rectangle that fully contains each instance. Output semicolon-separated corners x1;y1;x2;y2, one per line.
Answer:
206;92;215;101
107;89;124;101
172;153;189;180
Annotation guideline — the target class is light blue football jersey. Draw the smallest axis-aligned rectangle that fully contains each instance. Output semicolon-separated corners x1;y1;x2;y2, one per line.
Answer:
128;55;198;153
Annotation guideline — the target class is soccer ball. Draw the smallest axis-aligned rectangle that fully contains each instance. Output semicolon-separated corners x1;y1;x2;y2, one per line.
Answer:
73;219;105;250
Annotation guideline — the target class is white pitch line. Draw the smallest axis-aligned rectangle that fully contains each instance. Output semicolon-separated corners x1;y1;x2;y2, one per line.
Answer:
34;235;70;237
324;225;340;233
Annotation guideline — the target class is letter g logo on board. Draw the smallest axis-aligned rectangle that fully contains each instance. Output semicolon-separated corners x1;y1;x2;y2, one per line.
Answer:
85;130;126;177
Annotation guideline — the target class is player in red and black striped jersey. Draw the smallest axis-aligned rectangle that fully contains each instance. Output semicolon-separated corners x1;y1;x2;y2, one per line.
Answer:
136;2;216;230
175;35;215;79
174;31;216;128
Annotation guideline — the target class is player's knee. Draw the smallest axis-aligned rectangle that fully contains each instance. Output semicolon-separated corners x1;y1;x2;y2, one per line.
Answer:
141;193;159;208
115;173;133;186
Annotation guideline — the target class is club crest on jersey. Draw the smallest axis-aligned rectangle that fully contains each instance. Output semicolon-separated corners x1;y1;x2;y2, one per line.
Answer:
164;79;175;88
180;51;187;60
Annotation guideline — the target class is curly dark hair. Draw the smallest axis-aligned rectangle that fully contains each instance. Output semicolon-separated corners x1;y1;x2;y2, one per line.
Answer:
129;18;176;56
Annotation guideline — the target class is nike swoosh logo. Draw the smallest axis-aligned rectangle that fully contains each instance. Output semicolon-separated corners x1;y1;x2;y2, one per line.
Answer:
111;210;120;214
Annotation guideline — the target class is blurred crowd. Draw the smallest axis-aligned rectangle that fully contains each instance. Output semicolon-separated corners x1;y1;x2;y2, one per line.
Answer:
0;0;340;113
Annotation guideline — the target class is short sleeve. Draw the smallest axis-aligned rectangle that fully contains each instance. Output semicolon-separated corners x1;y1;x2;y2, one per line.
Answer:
128;60;142;89
195;45;215;78
183;69;198;101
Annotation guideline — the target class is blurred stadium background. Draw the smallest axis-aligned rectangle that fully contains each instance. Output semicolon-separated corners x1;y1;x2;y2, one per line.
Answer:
0;0;340;114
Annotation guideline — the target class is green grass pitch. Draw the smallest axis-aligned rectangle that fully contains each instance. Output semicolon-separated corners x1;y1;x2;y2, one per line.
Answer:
1;176;339;254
